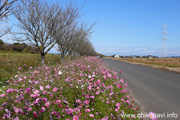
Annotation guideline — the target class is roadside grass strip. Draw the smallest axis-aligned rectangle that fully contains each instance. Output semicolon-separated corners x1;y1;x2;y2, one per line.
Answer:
0;57;139;120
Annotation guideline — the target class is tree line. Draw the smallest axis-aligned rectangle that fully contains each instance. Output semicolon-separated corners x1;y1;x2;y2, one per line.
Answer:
0;39;39;53
0;0;96;64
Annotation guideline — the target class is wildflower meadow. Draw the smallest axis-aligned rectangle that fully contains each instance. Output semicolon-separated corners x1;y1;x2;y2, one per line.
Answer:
0;57;140;119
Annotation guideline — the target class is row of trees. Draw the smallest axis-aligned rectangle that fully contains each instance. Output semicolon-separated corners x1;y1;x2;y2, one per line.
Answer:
0;0;96;64
0;39;39;53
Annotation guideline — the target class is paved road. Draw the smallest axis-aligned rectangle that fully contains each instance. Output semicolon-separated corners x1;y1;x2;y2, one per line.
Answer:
102;58;180;120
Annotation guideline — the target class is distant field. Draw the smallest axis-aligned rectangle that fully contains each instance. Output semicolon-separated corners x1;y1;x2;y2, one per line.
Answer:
0;52;65;85
109;57;180;73
112;58;180;68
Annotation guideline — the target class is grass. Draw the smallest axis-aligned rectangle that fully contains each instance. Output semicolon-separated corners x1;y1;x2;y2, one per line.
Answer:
111;58;180;68
0;52;71;87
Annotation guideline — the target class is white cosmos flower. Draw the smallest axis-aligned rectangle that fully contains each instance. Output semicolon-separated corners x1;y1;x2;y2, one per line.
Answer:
88;75;91;78
59;71;62;75
76;86;79;88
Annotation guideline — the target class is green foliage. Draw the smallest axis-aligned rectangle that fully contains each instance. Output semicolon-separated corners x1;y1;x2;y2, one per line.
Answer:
0;39;4;45
13;42;20;45
0;42;39;53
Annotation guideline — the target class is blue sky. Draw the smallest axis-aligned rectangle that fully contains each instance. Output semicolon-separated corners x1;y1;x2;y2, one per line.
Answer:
77;0;180;56
2;0;180;56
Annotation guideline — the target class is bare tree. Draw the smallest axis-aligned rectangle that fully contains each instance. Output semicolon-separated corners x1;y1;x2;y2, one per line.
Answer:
56;23;77;59
0;0;17;37
56;22;95;59
71;23;95;56
12;0;80;64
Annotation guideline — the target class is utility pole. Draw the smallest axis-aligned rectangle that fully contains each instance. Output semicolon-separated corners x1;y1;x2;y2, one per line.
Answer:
162;24;168;58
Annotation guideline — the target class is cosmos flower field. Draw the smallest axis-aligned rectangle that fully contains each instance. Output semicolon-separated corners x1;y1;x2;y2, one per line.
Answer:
0;57;139;120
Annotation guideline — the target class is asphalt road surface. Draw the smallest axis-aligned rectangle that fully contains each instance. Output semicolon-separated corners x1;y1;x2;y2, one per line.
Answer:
102;58;180;120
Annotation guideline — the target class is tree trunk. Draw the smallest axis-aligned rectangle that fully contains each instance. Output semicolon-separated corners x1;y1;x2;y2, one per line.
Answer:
61;53;64;62
68;52;72;62
41;53;45;65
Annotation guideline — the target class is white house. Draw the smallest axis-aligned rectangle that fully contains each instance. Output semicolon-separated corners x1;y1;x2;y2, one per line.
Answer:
113;54;120;58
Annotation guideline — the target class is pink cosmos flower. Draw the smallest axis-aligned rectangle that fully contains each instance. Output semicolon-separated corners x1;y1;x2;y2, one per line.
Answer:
74;108;80;113
113;75;117;79
90;96;95;99
42;107;45;111
56;100;62;104
51;111;57;115
107;73;112;78
96;79;101;84
84;100;89;104
0;94;5;97
85;109;90;113
45;102;50;107
76;99;81;103
45;85;51;89
149;112;157;120
30;94;37;98
19;78;23;81
68;108;74;113
33;111;37;115
28;107;32;111
120;79;124;83
73;115;79;120
43;91;47;94
89;114;94;117
53;87;58;92
18;67;22;70
33;90;39;95
35;98;40;103
121;98;125;102
86;94;90;99
116;103;121;107
80;73;83;76
87;86;92;90
14;116;19;120
95;90;100;95
13;106;19;113
40;86;44;90
39;110;45;114
7;89;14;93
59;104;63;107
